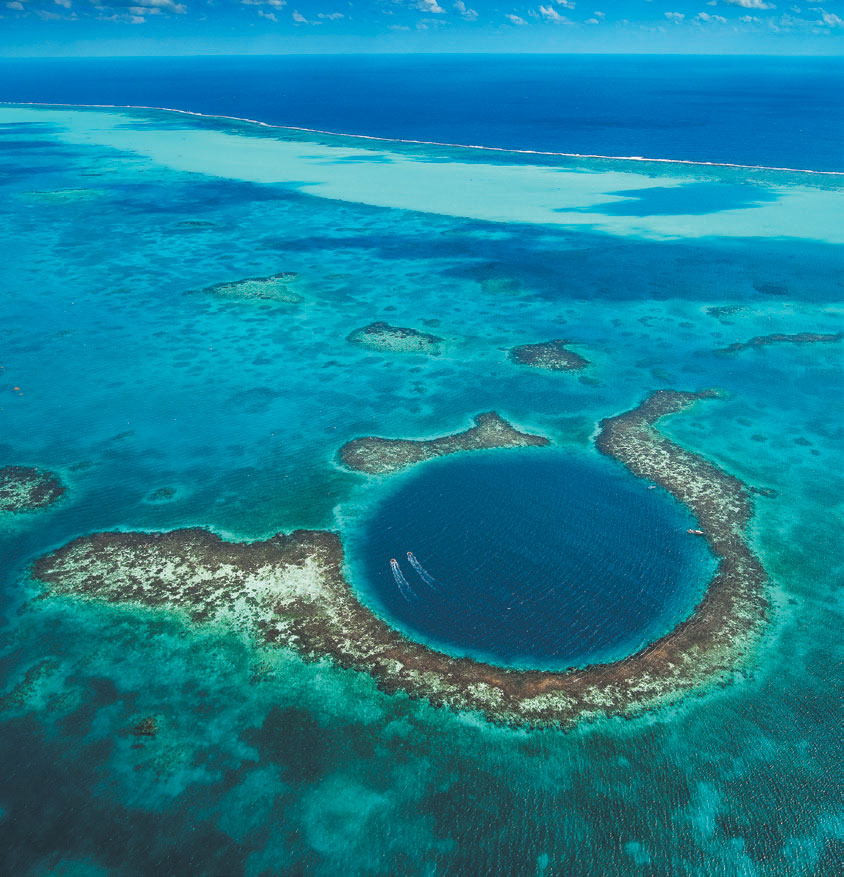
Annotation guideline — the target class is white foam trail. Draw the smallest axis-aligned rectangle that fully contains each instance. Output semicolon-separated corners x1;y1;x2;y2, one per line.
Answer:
390;558;416;602
407;552;438;590
4;101;842;177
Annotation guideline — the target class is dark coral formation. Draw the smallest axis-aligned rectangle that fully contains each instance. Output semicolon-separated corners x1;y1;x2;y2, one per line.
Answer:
706;305;746;321
196;272;303;304
716;331;842;356
0;658;60;711
346;321;443;355
32;391;769;728
509;340;589;372
0;465;65;513
338;412;550;475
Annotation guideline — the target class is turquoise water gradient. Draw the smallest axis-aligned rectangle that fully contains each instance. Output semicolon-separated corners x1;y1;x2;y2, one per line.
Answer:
0;106;843;874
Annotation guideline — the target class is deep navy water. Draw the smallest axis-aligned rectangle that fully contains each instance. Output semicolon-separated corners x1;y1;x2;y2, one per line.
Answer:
357;453;711;668
1;54;843;171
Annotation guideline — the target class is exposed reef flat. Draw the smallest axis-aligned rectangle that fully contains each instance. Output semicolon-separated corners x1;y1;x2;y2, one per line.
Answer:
196;272;303;304
716;331;843;356
509;340;589;372
31;391;768;728
338;412;549;475
346;322;443;355
0;466;65;513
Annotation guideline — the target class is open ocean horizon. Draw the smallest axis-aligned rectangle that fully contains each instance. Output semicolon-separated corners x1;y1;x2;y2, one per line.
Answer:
1;54;843;171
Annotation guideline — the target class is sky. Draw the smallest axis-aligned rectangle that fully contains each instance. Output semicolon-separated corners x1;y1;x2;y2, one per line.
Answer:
1;0;843;55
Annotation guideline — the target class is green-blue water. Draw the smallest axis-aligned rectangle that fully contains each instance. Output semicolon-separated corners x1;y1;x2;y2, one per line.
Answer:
0;104;842;874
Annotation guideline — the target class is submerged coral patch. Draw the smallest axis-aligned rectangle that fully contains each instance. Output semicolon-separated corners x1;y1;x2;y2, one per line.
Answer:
32;391;769;727
715;331;843;356
338;412;550;475
509;340;589;372
196;272;303;304
0;466;65;513
346;321;443;355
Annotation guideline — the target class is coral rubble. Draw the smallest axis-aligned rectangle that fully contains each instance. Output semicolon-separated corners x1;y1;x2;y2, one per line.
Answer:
346;321;443;354
716;331;842;356
196;272;303;304
509;340;589;371
0;466;65;513
338;412;550;475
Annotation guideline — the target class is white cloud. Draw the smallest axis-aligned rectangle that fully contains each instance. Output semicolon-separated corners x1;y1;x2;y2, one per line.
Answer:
55;0;72;7
696;11;727;20
816;9;843;26
241;0;286;7
258;8;276;19
317;11;344;19
554;0;575;7
664;11;685;20
506;12;526;23
722;0;775;8
389;23;410;29
539;4;566;20
416;0;444;12
6;0;24;7
740;13;760;20
291;8;306;21
454;0;477;19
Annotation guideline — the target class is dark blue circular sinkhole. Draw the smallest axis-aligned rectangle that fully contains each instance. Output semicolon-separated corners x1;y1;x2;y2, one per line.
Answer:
354;451;713;669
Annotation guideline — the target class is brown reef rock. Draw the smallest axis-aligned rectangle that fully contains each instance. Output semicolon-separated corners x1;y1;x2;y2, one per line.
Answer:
346;322;443;355
0;466;66;513
509;340;589;372
195;272;303;304
338;412;550;475
716;331;842;356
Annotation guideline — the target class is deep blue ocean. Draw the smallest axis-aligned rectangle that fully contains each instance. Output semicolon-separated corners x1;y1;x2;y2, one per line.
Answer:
1;54;842;170
356;452;712;669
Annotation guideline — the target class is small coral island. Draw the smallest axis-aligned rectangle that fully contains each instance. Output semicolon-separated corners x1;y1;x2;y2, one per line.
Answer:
0;466;65;514
716;331;842;356
196;272;303;304
346;322;443;355
338;412;549;475
31;390;769;728
509;340;589;371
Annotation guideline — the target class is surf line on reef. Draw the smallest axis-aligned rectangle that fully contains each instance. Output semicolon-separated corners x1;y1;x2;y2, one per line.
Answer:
6;101;844;177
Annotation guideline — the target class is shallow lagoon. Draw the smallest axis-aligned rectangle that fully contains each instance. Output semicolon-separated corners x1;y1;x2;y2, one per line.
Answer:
0;103;842;874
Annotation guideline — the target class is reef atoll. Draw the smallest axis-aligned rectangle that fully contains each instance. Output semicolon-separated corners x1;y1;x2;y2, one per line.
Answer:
346;322;443;355
0;466;65;513
716;331;843;356
509;340;589;372
31;391;769;728
338;412;549;475
196;272;303;304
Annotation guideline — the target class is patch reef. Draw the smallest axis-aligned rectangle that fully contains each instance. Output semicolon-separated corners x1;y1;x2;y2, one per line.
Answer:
0;466;66;513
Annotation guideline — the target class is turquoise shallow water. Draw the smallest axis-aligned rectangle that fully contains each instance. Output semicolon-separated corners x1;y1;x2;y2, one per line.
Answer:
0;105;842;874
